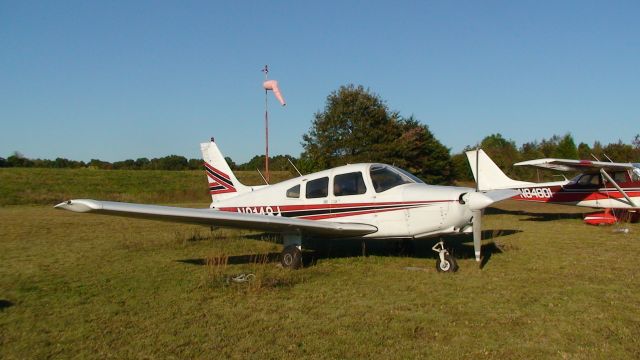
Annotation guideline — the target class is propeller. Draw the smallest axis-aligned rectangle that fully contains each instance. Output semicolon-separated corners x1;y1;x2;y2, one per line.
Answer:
462;191;487;262
462;149;520;263
474;148;481;262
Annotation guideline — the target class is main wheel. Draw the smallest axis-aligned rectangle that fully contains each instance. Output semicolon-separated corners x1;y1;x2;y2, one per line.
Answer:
435;253;459;273
281;245;302;269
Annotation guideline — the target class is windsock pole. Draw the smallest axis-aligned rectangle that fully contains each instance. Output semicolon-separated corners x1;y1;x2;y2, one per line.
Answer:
262;65;270;182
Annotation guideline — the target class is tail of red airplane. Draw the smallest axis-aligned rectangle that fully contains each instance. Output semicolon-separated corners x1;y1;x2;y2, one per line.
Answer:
200;139;250;203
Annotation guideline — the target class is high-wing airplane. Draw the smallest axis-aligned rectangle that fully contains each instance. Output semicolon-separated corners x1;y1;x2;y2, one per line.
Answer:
465;149;640;223
55;139;517;272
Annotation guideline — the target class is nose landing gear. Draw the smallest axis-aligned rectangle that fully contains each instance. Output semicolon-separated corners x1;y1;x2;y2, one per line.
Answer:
432;240;458;273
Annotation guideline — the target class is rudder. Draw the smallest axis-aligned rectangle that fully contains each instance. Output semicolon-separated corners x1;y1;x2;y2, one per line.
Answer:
201;139;250;202
465;149;534;191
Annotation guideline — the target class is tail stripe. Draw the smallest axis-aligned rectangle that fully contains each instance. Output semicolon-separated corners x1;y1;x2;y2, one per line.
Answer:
203;162;237;195
204;163;234;186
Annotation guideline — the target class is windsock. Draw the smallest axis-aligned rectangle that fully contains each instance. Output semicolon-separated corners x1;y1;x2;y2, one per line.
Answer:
263;80;286;106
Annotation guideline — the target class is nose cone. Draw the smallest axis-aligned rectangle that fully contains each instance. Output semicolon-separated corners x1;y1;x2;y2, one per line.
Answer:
463;192;494;210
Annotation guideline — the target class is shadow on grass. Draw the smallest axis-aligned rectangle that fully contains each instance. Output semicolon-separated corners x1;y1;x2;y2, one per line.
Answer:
178;253;281;266
0;299;14;310
486;207;585;222
177;229;521;269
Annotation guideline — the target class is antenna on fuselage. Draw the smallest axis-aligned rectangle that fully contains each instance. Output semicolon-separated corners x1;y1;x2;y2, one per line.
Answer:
603;154;614;163
288;158;302;177
256;168;269;185
591;153;600;161
475;146;480;191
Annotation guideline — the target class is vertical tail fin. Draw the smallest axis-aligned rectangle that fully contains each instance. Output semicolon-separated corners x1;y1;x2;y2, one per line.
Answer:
465;149;534;190
201;139;250;202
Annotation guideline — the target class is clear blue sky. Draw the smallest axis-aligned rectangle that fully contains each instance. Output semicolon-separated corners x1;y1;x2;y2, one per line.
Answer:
2;1;639;163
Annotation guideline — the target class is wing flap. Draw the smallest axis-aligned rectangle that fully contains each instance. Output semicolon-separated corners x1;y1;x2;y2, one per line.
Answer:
55;199;378;237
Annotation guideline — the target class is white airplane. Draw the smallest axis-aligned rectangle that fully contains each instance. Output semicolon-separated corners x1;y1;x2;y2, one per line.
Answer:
55;139;517;272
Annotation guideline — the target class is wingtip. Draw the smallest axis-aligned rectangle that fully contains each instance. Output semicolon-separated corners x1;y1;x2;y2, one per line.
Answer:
54;199;102;212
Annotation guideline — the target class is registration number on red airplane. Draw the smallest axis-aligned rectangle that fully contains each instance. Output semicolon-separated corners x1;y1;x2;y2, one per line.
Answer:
519;188;553;199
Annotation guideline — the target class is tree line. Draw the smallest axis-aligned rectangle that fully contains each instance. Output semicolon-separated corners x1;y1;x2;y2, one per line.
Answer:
451;133;640;182
0;151;298;172
3;84;639;183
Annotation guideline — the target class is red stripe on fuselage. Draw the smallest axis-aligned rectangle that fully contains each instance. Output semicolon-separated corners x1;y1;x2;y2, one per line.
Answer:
217;200;453;219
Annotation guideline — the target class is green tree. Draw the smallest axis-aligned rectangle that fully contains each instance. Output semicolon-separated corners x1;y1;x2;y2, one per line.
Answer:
389;117;453;184
301;85;400;170
7;152;34;167
188;158;203;170
602;141;635;162
224;157;237;170
577;142;592;160
479;134;520;178
301;84;452;183
88;159;112;169
554;133;578;159
538;135;561;157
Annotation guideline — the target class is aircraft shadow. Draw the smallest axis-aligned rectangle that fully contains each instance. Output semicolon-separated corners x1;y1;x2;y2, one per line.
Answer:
0;299;14;310
485;207;585;222
177;229;521;269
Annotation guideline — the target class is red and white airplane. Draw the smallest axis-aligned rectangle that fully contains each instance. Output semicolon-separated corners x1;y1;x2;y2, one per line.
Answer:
55;139;517;272
466;149;640;224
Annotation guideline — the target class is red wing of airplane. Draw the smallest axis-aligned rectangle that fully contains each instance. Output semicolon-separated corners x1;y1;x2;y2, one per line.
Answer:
514;158;636;172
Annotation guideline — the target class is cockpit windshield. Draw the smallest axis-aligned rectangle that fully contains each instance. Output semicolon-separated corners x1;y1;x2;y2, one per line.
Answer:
369;164;423;193
632;164;640;181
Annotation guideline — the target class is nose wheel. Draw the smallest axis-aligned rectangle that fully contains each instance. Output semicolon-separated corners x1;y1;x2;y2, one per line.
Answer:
432;241;458;273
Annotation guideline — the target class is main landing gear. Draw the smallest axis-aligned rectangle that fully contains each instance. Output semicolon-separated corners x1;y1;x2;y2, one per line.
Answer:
280;245;302;269
280;233;303;269
432;240;458;273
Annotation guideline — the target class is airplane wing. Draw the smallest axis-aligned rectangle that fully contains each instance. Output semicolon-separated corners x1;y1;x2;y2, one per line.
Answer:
54;199;378;237
514;158;636;172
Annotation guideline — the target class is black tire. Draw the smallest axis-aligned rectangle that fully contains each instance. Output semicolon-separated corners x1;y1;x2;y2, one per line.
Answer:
281;245;302;269
435;253;459;273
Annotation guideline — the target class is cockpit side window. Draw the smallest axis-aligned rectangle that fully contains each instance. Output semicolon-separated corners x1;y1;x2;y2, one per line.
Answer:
577;174;601;186
370;165;417;193
306;177;329;198
334;172;367;196
632;167;640;182
286;184;300;198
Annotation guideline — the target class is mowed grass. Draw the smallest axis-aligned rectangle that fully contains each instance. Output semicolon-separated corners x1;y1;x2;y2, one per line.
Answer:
0;168;294;206
2;169;640;358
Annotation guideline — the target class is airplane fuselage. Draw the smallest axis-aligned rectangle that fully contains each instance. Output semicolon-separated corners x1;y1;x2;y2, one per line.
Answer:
211;163;476;239
512;176;640;209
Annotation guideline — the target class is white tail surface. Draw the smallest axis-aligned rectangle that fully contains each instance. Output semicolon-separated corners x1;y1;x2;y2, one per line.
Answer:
465;149;534;191
201;140;250;202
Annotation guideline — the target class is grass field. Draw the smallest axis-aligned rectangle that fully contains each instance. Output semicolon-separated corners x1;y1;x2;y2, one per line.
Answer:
0;168;294;206
1;169;640;358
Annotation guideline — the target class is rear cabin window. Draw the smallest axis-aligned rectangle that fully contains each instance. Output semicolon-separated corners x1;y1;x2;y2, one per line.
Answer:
286;184;300;198
306;177;329;198
333;172;367;196
613;171;628;183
